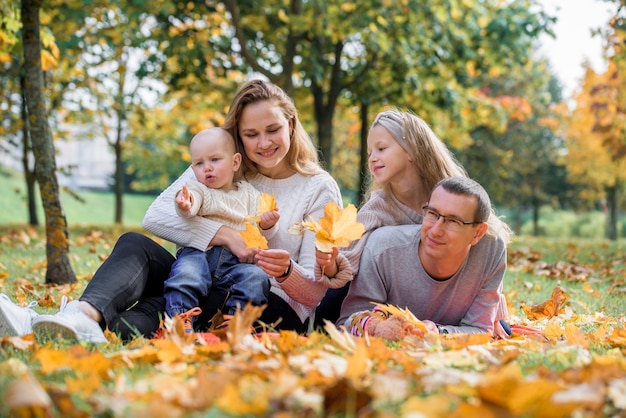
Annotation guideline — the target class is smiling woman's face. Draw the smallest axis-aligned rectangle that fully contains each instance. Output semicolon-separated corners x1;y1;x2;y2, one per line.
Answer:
238;100;293;179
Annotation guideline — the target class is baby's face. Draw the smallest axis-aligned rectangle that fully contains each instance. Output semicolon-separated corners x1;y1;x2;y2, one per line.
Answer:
189;131;241;191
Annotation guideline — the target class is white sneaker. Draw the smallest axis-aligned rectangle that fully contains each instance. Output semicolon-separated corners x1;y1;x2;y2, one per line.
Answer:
31;297;107;343
0;293;38;336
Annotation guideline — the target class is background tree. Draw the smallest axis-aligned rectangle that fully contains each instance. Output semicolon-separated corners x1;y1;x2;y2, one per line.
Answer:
47;3;169;224
221;0;553;175
456;59;576;235
565;61;626;240
21;0;75;284
1;1;39;225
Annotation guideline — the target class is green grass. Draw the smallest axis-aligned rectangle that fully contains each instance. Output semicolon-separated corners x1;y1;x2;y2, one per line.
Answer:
505;235;626;317
0;169;155;227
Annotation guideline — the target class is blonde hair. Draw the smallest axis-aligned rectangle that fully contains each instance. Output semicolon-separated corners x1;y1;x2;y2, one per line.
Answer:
222;79;322;177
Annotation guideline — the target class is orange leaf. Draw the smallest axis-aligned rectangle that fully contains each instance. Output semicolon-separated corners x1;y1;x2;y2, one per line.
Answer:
565;323;589;349
521;285;570;320
239;224;268;249
4;374;53;417
292;202;365;252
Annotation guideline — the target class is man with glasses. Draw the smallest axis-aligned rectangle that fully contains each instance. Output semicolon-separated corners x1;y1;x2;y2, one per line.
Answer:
337;176;509;340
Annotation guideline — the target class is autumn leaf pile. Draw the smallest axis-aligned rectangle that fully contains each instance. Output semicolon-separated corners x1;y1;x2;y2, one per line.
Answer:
1;229;625;417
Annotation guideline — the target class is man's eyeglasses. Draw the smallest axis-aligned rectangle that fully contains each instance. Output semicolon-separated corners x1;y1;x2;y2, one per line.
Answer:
421;205;479;232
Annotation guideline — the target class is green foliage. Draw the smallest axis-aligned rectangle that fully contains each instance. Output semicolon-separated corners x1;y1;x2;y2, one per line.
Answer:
519;206;626;239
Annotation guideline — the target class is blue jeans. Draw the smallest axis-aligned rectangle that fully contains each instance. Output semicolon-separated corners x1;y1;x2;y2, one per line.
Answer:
164;246;270;317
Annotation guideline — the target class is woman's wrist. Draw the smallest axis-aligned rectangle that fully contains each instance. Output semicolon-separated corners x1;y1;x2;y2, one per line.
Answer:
277;259;292;280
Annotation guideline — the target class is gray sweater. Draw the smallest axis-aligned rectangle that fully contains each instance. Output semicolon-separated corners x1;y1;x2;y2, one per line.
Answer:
338;224;507;335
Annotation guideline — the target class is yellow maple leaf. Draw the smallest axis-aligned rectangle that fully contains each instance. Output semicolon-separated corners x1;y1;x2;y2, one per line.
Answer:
258;193;276;213
244;193;277;224
293;202;365;252
240;223;268;249
371;303;429;334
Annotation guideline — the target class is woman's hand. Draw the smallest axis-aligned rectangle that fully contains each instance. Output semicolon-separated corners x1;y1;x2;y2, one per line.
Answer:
212;226;258;263
316;247;338;277
255;249;291;280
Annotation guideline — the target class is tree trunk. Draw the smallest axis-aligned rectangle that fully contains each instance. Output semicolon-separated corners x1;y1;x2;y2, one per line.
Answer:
532;201;540;237
605;183;618;241
21;75;39;226
21;0;76;284
113;107;124;224
114;137;123;224
358;103;369;206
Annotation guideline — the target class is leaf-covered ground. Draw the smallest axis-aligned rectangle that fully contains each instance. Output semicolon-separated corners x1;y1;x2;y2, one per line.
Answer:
0;227;625;417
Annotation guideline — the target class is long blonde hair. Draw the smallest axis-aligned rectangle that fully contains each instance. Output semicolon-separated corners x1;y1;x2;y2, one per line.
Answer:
222;79;321;177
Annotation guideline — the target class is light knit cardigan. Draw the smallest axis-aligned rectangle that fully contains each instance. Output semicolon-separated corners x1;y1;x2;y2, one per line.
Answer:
143;167;351;323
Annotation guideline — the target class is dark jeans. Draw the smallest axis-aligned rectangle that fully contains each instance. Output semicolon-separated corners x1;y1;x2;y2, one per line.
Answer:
313;283;350;331
164;246;270;317
80;232;305;340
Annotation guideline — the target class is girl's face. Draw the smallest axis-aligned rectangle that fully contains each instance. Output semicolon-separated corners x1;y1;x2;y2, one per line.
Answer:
238;100;292;178
367;124;413;186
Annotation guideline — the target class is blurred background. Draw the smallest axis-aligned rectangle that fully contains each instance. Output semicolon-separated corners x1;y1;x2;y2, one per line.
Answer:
1;0;625;240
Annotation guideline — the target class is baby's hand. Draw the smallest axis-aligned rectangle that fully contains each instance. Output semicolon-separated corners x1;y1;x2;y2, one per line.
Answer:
259;209;280;230
175;185;193;212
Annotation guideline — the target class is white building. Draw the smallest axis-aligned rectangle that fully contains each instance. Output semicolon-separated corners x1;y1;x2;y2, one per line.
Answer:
1;134;115;192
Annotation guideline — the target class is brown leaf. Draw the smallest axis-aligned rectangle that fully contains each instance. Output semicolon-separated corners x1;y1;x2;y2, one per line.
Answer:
521;285;570;320
4;374;54;418
323;378;372;416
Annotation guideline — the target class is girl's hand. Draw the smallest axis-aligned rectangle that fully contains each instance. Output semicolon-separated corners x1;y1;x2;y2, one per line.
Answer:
255;248;291;280
316;247;338;277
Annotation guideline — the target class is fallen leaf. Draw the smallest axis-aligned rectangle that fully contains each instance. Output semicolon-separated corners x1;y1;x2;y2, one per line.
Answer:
521;285;570;320
4;374;54;418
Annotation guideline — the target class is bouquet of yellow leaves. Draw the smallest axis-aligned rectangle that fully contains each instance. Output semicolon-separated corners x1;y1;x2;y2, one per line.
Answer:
372;303;430;336
240;193;277;250
289;202;365;252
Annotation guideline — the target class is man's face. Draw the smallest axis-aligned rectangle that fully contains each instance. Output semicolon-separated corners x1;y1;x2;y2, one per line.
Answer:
420;186;486;262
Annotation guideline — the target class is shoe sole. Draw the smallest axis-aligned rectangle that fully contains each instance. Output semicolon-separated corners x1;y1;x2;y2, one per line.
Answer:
32;319;79;341
0;305;23;336
32;316;107;343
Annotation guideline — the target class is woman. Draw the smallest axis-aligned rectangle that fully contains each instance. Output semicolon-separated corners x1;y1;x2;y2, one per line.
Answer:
3;80;350;341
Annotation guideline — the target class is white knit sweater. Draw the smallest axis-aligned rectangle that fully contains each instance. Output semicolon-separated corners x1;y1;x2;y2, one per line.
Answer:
143;167;348;322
